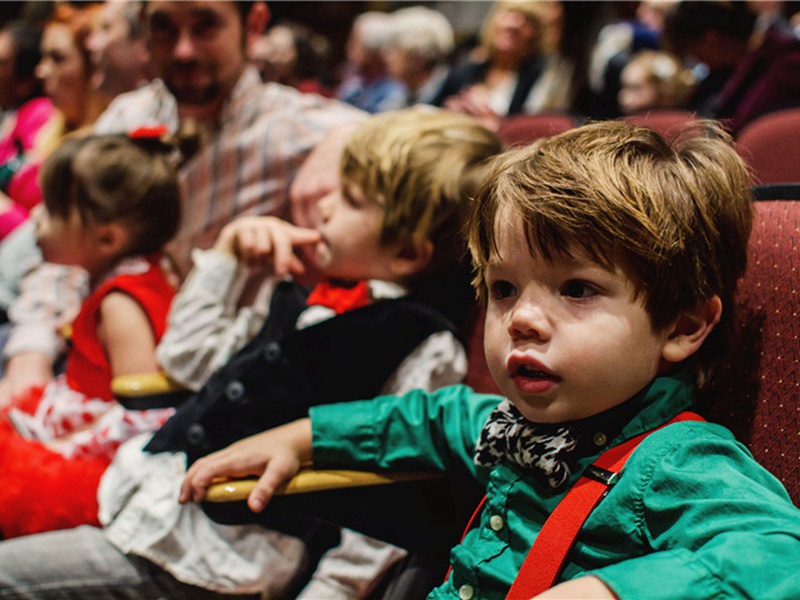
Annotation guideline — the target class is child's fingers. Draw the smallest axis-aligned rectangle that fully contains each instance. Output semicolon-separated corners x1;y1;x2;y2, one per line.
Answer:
273;225;321;276
180;451;260;505
247;454;301;513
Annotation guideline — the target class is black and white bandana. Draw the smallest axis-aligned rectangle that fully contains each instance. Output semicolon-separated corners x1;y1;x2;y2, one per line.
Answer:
474;399;579;489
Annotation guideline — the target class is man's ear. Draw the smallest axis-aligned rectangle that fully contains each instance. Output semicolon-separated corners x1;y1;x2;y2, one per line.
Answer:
390;239;434;280
661;295;723;364
246;2;270;47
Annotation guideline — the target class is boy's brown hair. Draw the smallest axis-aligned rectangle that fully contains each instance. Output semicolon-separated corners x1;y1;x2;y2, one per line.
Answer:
340;108;502;278
468;120;754;378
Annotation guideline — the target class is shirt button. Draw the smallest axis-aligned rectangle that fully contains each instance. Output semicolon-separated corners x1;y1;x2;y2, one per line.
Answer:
225;380;246;403
458;584;474;600
489;515;504;531
186;423;205;445
263;341;281;363
593;432;608;447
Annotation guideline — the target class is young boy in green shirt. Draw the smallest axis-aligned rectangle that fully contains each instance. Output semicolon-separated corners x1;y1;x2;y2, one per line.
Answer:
181;120;800;599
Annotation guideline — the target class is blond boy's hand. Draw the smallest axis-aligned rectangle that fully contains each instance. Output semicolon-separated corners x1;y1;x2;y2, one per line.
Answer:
213;216;321;277
179;418;313;514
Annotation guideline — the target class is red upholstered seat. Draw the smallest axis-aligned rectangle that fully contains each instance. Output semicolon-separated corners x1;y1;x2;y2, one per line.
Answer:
702;200;800;504
621;110;702;140
497;114;579;148
736;109;800;184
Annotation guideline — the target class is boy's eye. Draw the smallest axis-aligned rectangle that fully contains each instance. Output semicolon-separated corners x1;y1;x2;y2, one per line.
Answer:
561;280;598;299
489;280;517;300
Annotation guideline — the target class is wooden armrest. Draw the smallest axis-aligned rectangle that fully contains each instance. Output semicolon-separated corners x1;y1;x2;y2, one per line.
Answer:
111;372;191;409
204;469;443;502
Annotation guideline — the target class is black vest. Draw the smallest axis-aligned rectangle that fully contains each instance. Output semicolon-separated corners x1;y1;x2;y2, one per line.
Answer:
145;281;459;464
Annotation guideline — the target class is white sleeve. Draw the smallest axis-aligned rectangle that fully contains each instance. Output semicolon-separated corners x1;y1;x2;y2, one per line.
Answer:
381;330;468;394
156;249;276;391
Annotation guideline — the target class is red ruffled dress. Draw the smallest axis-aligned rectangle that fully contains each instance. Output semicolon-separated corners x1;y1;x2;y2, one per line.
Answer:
0;255;175;538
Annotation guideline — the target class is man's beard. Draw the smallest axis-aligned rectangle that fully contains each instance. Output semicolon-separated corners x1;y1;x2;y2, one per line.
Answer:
164;62;222;106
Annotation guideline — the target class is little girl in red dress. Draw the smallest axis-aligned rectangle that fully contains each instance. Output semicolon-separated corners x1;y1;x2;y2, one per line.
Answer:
0;132;181;537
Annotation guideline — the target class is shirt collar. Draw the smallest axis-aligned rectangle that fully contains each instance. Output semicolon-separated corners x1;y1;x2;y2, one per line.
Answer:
565;370;697;458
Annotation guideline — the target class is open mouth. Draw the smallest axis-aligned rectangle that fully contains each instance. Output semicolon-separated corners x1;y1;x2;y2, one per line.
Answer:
514;364;558;380
507;356;561;393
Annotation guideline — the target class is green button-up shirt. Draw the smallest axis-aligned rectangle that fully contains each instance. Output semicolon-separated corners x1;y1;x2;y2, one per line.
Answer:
311;373;800;599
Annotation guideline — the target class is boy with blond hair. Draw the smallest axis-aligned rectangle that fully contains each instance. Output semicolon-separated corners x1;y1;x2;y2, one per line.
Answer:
182;121;800;599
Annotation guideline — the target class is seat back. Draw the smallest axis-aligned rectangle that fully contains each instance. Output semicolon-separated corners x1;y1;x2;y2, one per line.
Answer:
736;109;800;184
701;200;800;504
621;110;702;140
497;114;579;148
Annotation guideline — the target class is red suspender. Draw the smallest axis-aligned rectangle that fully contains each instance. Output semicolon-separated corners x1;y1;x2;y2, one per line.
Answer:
504;411;705;599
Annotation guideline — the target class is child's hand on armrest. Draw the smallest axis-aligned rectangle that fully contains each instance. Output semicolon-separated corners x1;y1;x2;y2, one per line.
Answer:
213;216;321;277
179;418;314;513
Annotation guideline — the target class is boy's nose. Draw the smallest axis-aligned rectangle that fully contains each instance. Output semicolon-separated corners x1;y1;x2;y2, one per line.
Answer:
316;191;337;222
508;301;551;342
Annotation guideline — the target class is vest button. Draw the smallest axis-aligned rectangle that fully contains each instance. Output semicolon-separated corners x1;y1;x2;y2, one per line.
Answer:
593;432;608;447
489;515;504;531
186;423;205;446
225;380;246;403
263;341;281;363
458;584;474;600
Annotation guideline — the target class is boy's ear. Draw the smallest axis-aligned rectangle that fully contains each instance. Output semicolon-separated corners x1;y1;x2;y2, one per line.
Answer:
661;295;723;364
390;240;434;280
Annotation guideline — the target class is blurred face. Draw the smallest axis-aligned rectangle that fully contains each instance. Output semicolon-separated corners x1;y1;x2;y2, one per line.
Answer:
618;62;660;115
250;26;296;83
312;186;400;282
490;9;539;62
145;1;247;107
87;0;147;97
482;209;672;424
33;204;96;270
384;46;417;84
36;23;88;125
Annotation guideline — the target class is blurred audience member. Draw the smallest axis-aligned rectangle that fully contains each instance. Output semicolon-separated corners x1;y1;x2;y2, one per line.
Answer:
0;20;44;130
435;1;551;128
0;20;50;241
0;4;106;240
336;11;406;113
86;0;149;102
383;6;454;108
250;20;332;96
665;0;800;133
618;50;695;115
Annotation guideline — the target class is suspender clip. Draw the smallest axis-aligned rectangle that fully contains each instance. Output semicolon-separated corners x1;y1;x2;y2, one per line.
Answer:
583;465;618;487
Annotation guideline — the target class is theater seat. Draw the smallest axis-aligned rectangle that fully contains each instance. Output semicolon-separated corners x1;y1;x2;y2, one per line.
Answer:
496;113;579;148
621;110;702;140
700;199;800;504
736;109;800;184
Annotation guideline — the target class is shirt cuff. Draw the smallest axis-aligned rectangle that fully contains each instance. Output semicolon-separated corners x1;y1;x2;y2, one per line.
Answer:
4;322;62;360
